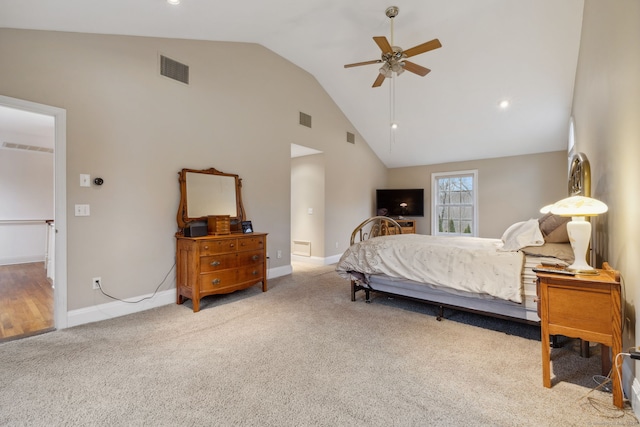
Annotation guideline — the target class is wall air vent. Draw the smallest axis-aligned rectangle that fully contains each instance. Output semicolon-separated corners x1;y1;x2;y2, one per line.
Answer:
346;132;355;144
299;112;312;128
160;55;189;84
2;142;53;154
292;240;311;257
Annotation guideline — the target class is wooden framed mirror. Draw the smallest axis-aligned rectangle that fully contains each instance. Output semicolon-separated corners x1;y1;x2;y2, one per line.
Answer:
177;167;245;232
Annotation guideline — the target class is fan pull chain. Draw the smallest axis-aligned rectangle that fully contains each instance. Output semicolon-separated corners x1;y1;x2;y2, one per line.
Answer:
389;11;398;152
389;74;396;150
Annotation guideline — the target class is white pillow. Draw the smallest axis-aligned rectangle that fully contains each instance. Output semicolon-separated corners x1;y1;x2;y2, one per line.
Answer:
500;219;544;251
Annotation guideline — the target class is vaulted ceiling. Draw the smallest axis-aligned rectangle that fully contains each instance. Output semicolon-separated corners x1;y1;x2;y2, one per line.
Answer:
0;0;584;167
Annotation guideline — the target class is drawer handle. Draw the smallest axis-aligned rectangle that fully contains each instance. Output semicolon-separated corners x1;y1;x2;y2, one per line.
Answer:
241;242;246;246
252;270;259;276
210;261;221;267
252;255;260;261
212;278;221;285
203;245;209;250
229;243;235;248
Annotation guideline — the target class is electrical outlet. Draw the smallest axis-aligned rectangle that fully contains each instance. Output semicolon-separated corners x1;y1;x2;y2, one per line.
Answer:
92;277;101;290
277;250;282;259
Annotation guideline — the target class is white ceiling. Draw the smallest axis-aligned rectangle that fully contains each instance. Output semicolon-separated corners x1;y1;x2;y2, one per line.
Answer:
0;105;55;151
0;0;584;167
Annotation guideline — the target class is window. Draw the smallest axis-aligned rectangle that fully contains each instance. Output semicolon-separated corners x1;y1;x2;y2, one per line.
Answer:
432;170;478;236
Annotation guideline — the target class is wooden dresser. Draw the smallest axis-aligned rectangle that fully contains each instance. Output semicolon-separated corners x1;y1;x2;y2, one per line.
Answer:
395;219;416;234
176;232;268;312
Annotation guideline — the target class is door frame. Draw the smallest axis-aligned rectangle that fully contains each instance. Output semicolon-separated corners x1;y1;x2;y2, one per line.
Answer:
0;95;68;329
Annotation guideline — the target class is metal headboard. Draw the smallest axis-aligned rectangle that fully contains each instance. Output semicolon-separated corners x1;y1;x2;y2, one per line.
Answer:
350;216;402;246
568;152;591;197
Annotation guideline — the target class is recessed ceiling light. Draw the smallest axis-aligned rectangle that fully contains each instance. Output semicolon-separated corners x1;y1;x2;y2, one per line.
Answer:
391;123;398;130
498;99;510;109
167;0;180;5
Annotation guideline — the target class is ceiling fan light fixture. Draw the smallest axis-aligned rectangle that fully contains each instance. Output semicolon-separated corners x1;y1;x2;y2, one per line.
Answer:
379;63;392;78
391;62;404;75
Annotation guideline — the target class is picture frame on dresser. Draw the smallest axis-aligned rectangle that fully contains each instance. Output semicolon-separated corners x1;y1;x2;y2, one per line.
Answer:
241;221;253;234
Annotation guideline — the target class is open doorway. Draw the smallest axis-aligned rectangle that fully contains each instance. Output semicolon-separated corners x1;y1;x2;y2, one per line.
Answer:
0;95;67;340
290;143;324;266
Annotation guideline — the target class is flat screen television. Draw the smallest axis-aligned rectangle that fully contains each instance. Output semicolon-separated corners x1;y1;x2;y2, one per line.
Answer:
376;189;424;217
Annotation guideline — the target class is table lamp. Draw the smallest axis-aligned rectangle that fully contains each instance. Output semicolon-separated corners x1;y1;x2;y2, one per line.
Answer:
545;195;608;273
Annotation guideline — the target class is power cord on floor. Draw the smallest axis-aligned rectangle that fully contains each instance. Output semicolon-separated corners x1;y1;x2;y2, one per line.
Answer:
96;263;176;304
573;272;636;420
576;351;637;420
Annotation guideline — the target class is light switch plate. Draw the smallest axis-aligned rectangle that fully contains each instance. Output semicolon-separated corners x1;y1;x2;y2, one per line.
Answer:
74;204;90;216
80;174;91;187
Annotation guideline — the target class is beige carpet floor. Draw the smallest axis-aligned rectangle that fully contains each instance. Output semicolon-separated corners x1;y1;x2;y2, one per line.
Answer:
0;262;637;426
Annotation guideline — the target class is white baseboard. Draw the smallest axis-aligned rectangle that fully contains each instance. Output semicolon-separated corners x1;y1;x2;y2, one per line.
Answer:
67;289;175;328
66;266;292;328
0;255;44;266
268;264;293;278
291;253;341;265
632;378;640;420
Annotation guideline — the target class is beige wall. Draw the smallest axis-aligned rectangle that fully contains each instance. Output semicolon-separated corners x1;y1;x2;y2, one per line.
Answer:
388;151;568;238
571;0;640;390
0;28;387;311
291;153;325;258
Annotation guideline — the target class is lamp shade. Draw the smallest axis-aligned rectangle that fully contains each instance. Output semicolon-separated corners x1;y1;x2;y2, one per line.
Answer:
539;204;553;214
549;196;608;217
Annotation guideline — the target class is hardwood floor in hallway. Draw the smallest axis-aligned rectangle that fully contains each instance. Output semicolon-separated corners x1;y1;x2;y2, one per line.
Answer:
0;262;54;342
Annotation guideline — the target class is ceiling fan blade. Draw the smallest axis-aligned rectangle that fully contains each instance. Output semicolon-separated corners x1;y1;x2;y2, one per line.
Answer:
372;73;386;88
403;39;442;58
402;61;431;77
344;59;382;68
373;36;393;53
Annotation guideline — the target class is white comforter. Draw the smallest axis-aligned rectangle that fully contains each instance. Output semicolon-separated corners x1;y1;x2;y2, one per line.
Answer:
336;234;525;303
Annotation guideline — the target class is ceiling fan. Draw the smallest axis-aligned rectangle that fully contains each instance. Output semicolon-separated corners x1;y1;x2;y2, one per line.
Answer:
344;6;442;88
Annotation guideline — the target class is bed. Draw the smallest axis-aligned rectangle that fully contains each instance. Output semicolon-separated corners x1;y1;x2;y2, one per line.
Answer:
336;153;591;324
336;216;574;323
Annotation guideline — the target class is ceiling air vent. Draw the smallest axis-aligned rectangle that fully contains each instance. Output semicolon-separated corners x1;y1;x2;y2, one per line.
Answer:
299;112;312;128
346;132;355;144
2;142;53;154
160;55;189;84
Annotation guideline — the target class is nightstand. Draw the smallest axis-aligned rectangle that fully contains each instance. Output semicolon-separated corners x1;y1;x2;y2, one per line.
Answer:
536;262;622;408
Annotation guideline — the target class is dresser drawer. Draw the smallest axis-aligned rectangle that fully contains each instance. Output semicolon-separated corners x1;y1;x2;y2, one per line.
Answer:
199;270;238;291
199;238;237;255
238;264;264;282
237;236;265;252
237;250;264;266
200;253;237;272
